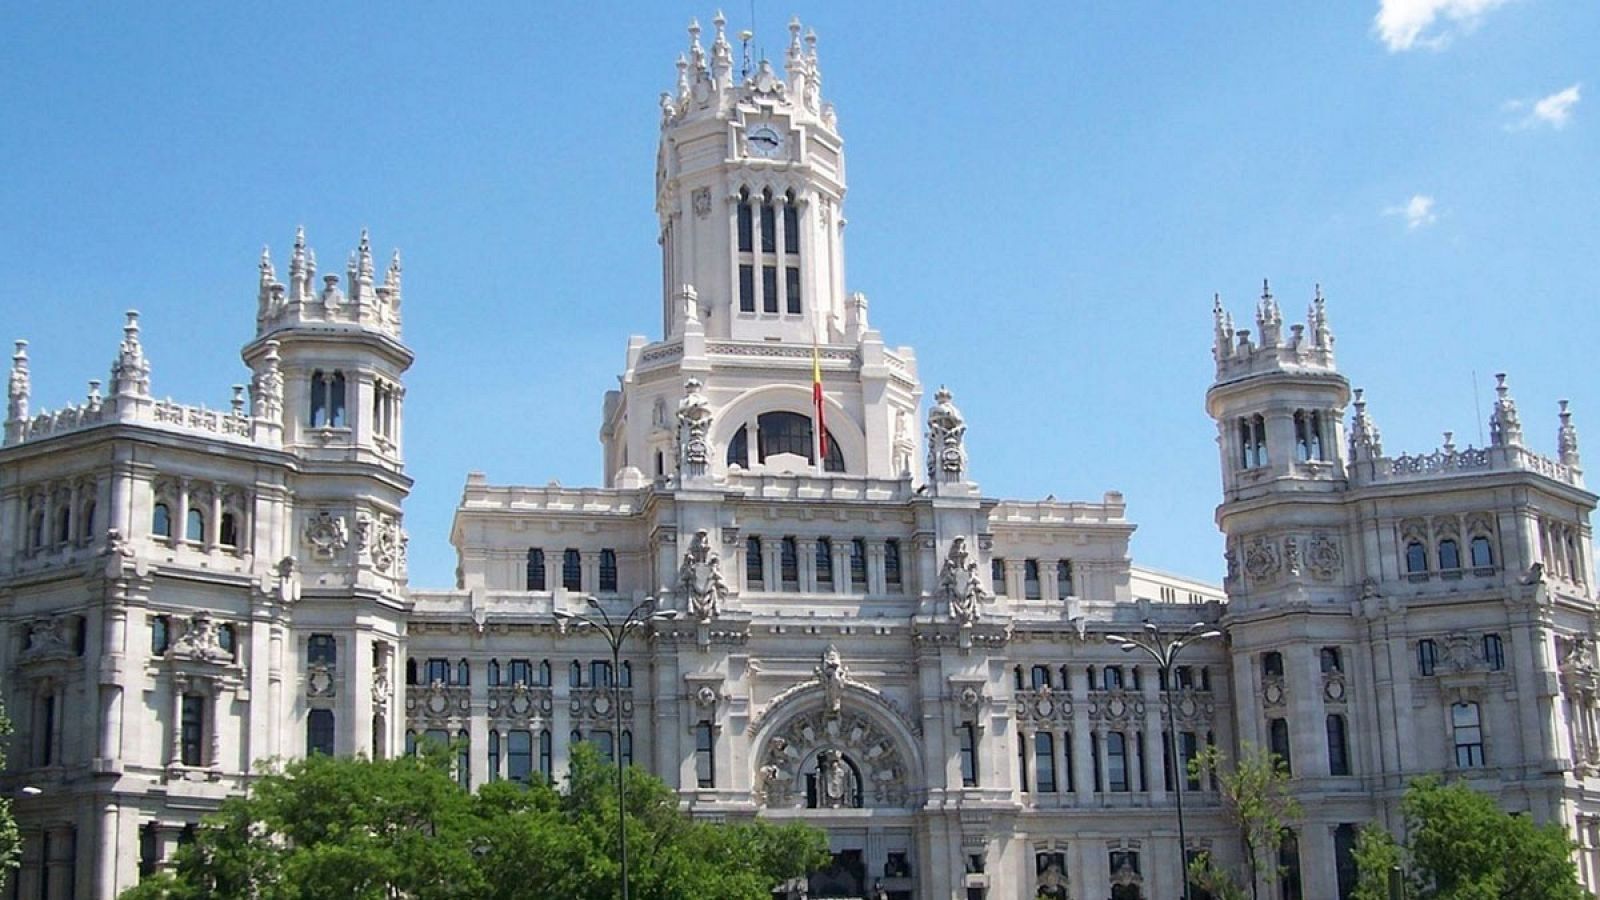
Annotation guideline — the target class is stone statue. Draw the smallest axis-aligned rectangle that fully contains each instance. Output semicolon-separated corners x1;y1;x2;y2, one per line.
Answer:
926;385;967;482
251;340;284;420
677;377;714;475
815;644;848;715
816;748;850;808
939;536;989;625
172;612;232;663
677;528;728;622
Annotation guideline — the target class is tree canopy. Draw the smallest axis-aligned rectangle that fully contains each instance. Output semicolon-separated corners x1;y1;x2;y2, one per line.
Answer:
0;697;20;891
1187;742;1301;900
122;743;828;900
1352;776;1585;900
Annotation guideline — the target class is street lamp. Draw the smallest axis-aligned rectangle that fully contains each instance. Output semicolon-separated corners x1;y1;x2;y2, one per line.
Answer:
1104;620;1222;900
554;594;678;900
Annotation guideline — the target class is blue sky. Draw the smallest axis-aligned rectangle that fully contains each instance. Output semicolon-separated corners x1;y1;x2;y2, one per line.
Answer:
2;2;1594;589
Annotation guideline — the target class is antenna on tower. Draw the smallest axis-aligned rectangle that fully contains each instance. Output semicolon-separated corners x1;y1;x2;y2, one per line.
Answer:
740;29;753;80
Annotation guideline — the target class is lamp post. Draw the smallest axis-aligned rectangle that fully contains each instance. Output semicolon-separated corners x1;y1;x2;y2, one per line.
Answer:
555;594;677;900
1104;620;1222;900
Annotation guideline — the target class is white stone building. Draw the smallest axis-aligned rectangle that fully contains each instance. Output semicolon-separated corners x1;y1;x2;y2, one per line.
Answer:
3;13;1599;900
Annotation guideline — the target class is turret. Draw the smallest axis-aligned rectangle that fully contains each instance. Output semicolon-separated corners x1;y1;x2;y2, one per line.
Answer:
1207;281;1350;502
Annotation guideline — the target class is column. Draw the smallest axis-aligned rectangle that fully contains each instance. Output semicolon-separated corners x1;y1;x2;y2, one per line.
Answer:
169;678;186;765
45;824;72;900
1291;647;1328;776
762;537;780;592
1071;681;1094;802
1004;559;1024;600
208;482;223;551
469;658;489;787
176;479;190;543
866;541;885;596
1142;673;1167;802
208;685;223;768
580;551;600;594
797;538;817;593
1040;558;1060;603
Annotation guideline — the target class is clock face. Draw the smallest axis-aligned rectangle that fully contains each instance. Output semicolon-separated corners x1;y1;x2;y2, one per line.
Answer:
748;125;784;157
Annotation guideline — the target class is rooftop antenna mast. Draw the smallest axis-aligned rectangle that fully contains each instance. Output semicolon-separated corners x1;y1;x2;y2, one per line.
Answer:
741;0;758;79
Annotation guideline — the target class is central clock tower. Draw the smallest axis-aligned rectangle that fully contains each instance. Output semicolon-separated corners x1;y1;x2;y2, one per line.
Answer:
655;13;848;345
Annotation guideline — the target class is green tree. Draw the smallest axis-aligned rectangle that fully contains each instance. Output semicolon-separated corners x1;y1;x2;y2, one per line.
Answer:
1352;777;1585;900
123;742;828;900
0;697;20;892
1187;742;1302;900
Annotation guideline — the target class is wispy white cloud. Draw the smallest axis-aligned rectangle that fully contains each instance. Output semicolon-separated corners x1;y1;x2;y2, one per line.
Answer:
1384;194;1438;229
1373;0;1512;52
1504;83;1582;130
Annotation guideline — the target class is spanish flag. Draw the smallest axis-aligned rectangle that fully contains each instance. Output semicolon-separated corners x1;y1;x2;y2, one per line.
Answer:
812;338;829;465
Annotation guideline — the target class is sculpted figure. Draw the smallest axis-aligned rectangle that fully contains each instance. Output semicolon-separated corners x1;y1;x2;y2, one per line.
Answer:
939;536;989;624
677;528;728;621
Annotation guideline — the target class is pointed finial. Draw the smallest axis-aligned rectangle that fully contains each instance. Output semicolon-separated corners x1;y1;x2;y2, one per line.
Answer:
357;228;374;282
8;340;29;420
1348;387;1384;460
110;310;151;399
1261;278;1272;301
259;245;275;283
1559;399;1582;468
385;248;402;288
1489;373;1523;448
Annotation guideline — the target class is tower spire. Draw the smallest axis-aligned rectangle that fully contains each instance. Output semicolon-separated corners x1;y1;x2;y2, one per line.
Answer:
1308;283;1332;349
109;311;151;399
1348;388;1384;461
1559;400;1581;469
1255;278;1282;346
1489;373;1524;448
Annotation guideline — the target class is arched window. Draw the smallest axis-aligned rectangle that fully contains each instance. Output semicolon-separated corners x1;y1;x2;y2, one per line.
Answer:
1030;665;1052;689
455;659;470;686
1405;541;1428;574
1470;535;1494;569
152;503;172;539
562;548;582;592
186;508;205;543
405;657;418;685
1278;831;1303;900
525;548;545;590
737;188;754;254
1334;824;1359;900
1262;651;1285;678
569;660;583;687
456;730;471;788
619;661;632;688
727;426;749;467
1437;538;1461;570
219;512;239;547
747;411;845;472
1268;717;1292;774
815;538;833;588
759;188;776;253
28;508;44;550
488;729;501;781
487;659;501;686
539;729;553;781
53;506;71;545
1326;714;1350;775
746;537;764;588
538;660;551;686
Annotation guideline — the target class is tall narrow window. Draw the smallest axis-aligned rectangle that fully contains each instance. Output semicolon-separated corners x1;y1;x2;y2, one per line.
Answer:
1268;718;1292;774
1031;665;1052;689
218;624;237;661
1181;731;1201;789
991;558;1007;596
1106;732;1129;791
746;537;764;588
1016;732;1030;792
1326;714;1350;775
815;538;834;588
1278;831;1303;900
1438;538;1461;570
425;658;449;685
1103;666;1124;690
1452;702;1484;767
1035;732;1057;793
783;199;800;254
591;660;613;688
80;500;96;543
850;538;867;590
1334;824;1359;900
219;512;238;547
310;370;328;427
1483;633;1505;671
508;730;532;784
1252;415;1268;466
885;539;902;588
185;508;205;542
569;660;583;687
456;731;471;788
152;503;172;539
1262;651;1285;678
37;694;55;766
562;548;582;592
181;694;205;766
737;189;753;253
621;730;633;767
525;548;545;590
1294;410;1323;462
307;709;335;756
695;721;715;787
1055;560;1073;597
455;659;470;686
539;729;553;781
762;265;779;313
619;661;632;687
151;615;171;655
759;194;776;253
329;371;346;427
780;536;799;588
959;722;979;787
488;730;500;781
309;633;337;667
1320;647;1343;673
738;264;756;312
594;730;615;762
785;266;802;314
1417;639;1438;676
599;548;618;592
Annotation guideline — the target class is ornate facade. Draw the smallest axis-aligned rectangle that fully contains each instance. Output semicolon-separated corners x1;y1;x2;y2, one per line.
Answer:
3;13;1598;900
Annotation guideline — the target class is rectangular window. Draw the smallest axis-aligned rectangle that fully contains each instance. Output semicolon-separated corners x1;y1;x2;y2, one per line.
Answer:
307;708;335;756
1035;732;1057;792
781;536;799;588
1269;717;1293;774
37;694;55;767
885;539;902;587
746;537;764;589
592;730;614;762
1181;731;1201;789
762;265;779;313
1024;559;1042;599
456;732;470;789
738;264;755;312
816;538;833;587
737;199;753;253
1106;731;1129;792
488;730;500;781
509;659;531;686
850;538;867;589
992;558;1007;596
695;721;716;788
181;694;205;766
599;548;618;592
1418;639;1438;676
562;549;582;592
1452;702;1485;767
309;633;336;667
785;266;801;314
1483;634;1505;671
760;202;776;253
1016;731;1030;792
508;730;533;784
783;203;800;254
525;548;545;590
1327;715;1351;776
425;658;450;685
152;615;171;656
539;730;553;781
1320;647;1343;674
591;660;613;688
959;722;979;787
1055;559;1073;596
